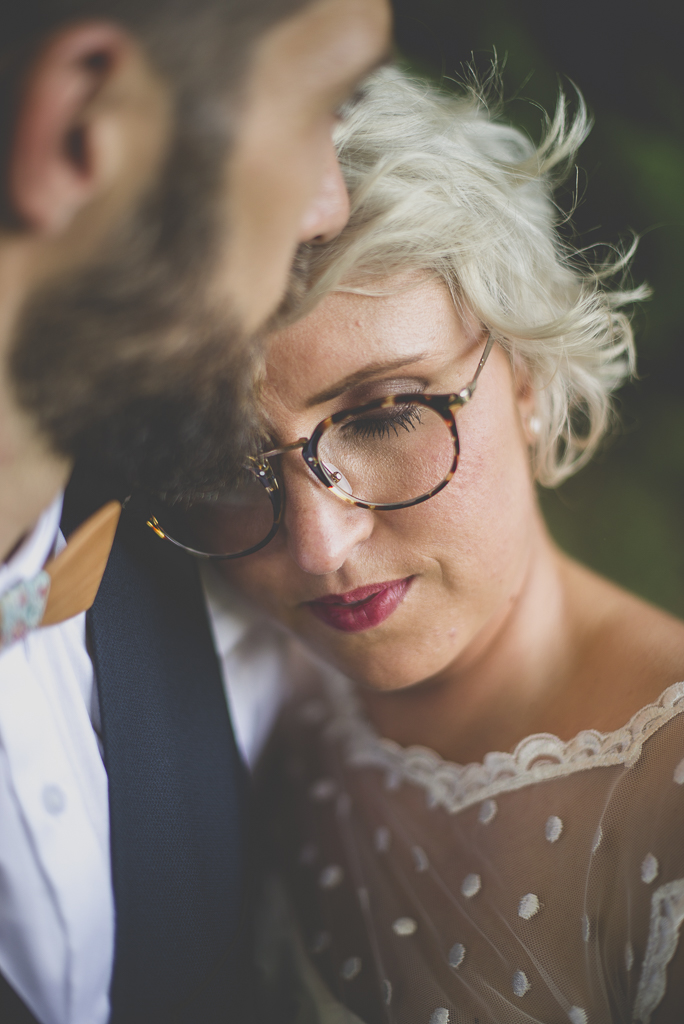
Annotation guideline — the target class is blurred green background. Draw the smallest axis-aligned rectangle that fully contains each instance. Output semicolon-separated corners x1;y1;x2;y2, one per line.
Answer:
393;0;684;616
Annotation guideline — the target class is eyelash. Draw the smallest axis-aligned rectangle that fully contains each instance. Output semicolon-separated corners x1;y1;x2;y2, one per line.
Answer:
341;405;425;440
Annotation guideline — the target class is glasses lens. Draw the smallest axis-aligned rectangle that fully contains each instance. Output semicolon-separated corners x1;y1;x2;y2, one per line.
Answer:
317;402;456;506
151;466;276;556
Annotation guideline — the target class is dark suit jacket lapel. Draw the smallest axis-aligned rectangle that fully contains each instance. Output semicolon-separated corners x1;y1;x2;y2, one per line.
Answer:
63;478;253;1023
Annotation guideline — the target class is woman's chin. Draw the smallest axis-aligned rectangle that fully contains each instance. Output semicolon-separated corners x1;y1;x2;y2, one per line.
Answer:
289;597;461;690
307;638;448;693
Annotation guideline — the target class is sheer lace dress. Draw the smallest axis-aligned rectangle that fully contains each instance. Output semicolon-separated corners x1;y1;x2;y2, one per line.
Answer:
262;667;684;1024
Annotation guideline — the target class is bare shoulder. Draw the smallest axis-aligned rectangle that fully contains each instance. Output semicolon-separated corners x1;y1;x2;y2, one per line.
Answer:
558;553;684;730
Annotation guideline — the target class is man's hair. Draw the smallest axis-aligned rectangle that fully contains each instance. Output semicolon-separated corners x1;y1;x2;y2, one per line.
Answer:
1;0;313;498
284;67;648;486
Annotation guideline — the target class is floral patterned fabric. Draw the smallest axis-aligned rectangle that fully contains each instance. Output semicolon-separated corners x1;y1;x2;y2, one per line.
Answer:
0;571;51;654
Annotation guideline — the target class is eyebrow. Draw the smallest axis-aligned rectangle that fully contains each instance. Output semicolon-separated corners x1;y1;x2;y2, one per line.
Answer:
305;353;431;407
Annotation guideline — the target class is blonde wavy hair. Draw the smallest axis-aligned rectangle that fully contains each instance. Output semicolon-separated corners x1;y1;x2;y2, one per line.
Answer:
283;66;647;487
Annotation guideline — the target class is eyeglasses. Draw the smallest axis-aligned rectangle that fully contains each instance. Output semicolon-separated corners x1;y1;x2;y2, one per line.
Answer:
142;333;495;559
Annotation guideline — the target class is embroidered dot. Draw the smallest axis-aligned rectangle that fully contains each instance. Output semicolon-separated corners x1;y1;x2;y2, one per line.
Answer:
382;980;392;1006
512;970;530;997
336;793;351;817
413;846;429;872
429;1010;449;1024
518;893;540;920
341;957;361;981
674;757;684;785
478;799;497;824
375;826;391;853
310;931;331;954
392;917;418;937
582;915;590;943
299;844;317;866
568;1008;588;1024
591;825;603;854
461;873;481;899
310;778;336;801
42;784;66;815
448;943;465;969
641;853;659;884
545;815;563;843
625;941;634;972
319;865;344;889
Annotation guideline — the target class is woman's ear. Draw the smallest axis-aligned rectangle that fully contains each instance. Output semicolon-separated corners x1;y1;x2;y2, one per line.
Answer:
7;23;170;236
512;356;539;446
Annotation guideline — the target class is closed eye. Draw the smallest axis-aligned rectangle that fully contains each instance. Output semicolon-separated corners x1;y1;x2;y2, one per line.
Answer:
340;404;424;440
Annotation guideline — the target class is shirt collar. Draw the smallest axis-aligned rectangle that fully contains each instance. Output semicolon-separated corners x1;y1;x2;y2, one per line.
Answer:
0;492;64;599
200;561;266;660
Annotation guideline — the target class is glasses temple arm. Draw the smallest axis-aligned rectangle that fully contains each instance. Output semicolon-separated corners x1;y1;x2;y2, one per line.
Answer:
456;333;493;401
463;332;496;397
259;437;309;460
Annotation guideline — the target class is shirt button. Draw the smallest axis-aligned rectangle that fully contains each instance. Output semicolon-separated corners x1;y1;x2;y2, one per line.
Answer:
42;784;66;815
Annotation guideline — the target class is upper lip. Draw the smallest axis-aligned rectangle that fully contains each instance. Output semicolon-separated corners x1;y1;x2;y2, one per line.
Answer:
306;579;407;606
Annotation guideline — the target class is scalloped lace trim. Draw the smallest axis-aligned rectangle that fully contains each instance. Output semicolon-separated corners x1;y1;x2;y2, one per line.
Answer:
322;675;684;815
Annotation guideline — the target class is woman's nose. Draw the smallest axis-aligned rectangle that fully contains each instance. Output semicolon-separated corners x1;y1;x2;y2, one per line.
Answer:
282;461;374;575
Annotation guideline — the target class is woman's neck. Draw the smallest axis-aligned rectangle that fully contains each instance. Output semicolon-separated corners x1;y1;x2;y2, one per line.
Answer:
359;525;570;762
358;522;683;765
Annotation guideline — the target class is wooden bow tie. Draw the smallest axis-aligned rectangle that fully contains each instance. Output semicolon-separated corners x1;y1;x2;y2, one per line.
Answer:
0;502;121;653
42;501;122;626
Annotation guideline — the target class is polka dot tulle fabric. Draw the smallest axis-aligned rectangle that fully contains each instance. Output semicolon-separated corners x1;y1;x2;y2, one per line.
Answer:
261;670;684;1023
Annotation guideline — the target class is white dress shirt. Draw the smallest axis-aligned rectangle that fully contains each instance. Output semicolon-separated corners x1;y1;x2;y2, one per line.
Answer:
0;495;113;1024
0;496;286;1024
201;563;287;771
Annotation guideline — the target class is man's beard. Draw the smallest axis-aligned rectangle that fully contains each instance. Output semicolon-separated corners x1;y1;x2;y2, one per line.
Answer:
9;122;260;501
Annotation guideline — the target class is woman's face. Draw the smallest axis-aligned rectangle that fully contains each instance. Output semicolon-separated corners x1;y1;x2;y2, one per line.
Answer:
219;275;542;692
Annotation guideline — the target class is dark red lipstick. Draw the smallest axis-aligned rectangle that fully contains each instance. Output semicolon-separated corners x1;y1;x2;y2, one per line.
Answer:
306;577;412;632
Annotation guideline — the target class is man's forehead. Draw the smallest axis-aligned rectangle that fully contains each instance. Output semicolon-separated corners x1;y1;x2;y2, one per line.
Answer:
251;0;392;93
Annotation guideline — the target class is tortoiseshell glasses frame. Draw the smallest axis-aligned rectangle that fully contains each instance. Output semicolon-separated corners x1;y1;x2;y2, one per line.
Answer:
144;333;495;559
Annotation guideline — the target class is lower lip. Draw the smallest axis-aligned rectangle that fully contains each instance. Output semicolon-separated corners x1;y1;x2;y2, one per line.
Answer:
306;578;412;633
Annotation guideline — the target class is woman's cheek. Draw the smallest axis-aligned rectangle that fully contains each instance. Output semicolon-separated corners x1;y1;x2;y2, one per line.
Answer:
408;454;536;643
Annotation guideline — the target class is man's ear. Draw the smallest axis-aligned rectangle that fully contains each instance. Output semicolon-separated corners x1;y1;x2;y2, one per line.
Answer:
7;23;166;236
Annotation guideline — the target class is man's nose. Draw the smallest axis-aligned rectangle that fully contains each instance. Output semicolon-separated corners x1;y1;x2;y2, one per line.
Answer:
297;139;350;245
282;461;373;575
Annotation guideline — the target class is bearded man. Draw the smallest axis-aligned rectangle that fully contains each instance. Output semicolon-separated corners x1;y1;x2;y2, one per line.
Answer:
0;1;391;1021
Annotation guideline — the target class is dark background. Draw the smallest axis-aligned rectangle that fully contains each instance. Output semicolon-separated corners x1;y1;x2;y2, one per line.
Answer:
393;0;684;616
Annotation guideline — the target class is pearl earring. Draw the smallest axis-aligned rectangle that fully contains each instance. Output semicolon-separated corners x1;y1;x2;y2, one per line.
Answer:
528;415;542;436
